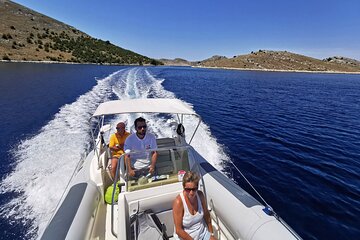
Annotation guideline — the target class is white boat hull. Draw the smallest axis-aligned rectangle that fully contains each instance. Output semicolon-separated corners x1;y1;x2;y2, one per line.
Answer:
39;99;301;240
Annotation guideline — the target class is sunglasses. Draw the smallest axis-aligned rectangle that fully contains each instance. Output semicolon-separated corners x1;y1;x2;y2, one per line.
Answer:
116;127;124;130
184;187;198;192
137;125;147;130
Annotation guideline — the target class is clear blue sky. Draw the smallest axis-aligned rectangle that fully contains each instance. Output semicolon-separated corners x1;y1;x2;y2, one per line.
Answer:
12;0;360;61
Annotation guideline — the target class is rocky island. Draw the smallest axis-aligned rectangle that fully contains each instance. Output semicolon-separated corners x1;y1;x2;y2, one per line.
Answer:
162;51;360;73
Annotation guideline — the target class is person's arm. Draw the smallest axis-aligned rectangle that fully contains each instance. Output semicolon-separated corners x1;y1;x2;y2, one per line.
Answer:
124;154;135;177
109;135;116;151
109;134;121;152
149;151;157;174
199;191;216;239
124;137;135;176
119;133;129;151
118;143;124;150
173;195;193;240
149;134;158;174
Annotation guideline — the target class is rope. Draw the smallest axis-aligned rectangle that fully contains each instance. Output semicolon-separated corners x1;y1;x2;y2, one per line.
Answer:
228;159;302;239
228;159;272;209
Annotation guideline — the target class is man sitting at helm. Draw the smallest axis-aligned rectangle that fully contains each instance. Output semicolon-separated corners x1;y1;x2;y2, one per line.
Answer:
109;122;130;179
124;117;158;179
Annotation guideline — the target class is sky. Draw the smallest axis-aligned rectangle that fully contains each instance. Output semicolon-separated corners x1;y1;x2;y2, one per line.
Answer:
12;0;360;61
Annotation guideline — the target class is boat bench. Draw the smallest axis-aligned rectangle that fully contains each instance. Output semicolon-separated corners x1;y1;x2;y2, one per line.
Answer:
154;209;175;237
117;183;182;239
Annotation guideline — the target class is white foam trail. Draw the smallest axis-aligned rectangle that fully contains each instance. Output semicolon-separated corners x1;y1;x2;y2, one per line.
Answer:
0;69;125;238
0;67;229;239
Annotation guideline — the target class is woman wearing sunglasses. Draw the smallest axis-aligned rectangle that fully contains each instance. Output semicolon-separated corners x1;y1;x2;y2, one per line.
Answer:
173;171;217;240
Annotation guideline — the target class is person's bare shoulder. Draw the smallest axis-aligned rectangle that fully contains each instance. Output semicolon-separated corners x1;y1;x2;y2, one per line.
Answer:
198;190;205;199
173;194;183;208
198;191;207;205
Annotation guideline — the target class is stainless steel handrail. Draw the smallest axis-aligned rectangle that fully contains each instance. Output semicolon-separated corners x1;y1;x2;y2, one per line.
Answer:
110;154;125;238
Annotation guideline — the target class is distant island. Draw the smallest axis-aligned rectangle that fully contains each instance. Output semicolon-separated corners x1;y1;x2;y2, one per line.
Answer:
161;51;360;73
1;0;360;73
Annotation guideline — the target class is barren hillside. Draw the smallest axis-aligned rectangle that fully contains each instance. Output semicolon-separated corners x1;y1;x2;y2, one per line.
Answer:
197;50;360;73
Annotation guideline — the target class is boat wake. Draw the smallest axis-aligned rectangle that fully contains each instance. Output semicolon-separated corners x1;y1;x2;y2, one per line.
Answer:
0;67;228;238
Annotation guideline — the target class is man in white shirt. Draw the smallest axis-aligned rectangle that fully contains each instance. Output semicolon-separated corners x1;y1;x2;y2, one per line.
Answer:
124;117;158;178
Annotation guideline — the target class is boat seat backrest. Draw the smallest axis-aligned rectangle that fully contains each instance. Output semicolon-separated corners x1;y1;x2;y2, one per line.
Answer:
127;190;180;215
130;206;175;239
118;184;181;239
156;138;177;175
156;150;175;175
131;209;171;240
156;138;176;148
155;209;174;237
157;149;190;176
155;138;191;175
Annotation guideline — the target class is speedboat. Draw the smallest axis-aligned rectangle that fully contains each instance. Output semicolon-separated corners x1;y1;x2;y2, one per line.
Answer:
39;98;301;240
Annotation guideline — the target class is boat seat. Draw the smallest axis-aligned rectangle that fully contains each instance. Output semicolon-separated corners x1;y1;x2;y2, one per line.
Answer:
156;150;176;175
156;137;190;176
156;138;177;175
154;209;174;237
117;184;182;240
156;137;176;148
128;199;176;239
130;209;172;240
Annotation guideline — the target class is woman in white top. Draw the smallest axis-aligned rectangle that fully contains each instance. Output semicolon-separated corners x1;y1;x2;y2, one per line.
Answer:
173;171;217;240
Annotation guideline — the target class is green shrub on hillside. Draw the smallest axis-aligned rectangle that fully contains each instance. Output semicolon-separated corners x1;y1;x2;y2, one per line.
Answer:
19;28;162;65
46;34;162;65
2;33;12;39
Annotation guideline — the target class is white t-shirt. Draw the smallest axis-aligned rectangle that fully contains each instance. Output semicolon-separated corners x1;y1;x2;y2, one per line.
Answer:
124;132;157;169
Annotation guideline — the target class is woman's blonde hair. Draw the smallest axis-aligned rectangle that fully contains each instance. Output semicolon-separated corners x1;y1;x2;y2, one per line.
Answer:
182;171;200;187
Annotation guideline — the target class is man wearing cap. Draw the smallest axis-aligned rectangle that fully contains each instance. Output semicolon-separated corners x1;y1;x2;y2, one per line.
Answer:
109;122;130;178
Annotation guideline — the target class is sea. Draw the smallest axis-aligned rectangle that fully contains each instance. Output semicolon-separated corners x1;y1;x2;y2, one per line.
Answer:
0;63;359;240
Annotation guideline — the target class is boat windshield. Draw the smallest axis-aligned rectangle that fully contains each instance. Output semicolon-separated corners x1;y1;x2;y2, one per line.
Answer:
117;144;191;192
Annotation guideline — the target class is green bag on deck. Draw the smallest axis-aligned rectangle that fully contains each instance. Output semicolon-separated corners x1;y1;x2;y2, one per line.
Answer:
105;182;120;204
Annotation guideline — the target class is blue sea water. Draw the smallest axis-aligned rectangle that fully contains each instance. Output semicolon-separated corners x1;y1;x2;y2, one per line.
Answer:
0;63;359;239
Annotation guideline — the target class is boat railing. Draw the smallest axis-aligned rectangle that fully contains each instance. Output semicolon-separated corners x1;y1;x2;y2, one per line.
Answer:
90;122;112;169
89;115;109;165
225;154;302;239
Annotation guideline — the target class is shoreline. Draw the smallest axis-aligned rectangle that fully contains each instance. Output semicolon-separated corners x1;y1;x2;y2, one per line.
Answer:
0;59;83;65
0;59;149;66
193;65;360;75
1;60;360;74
